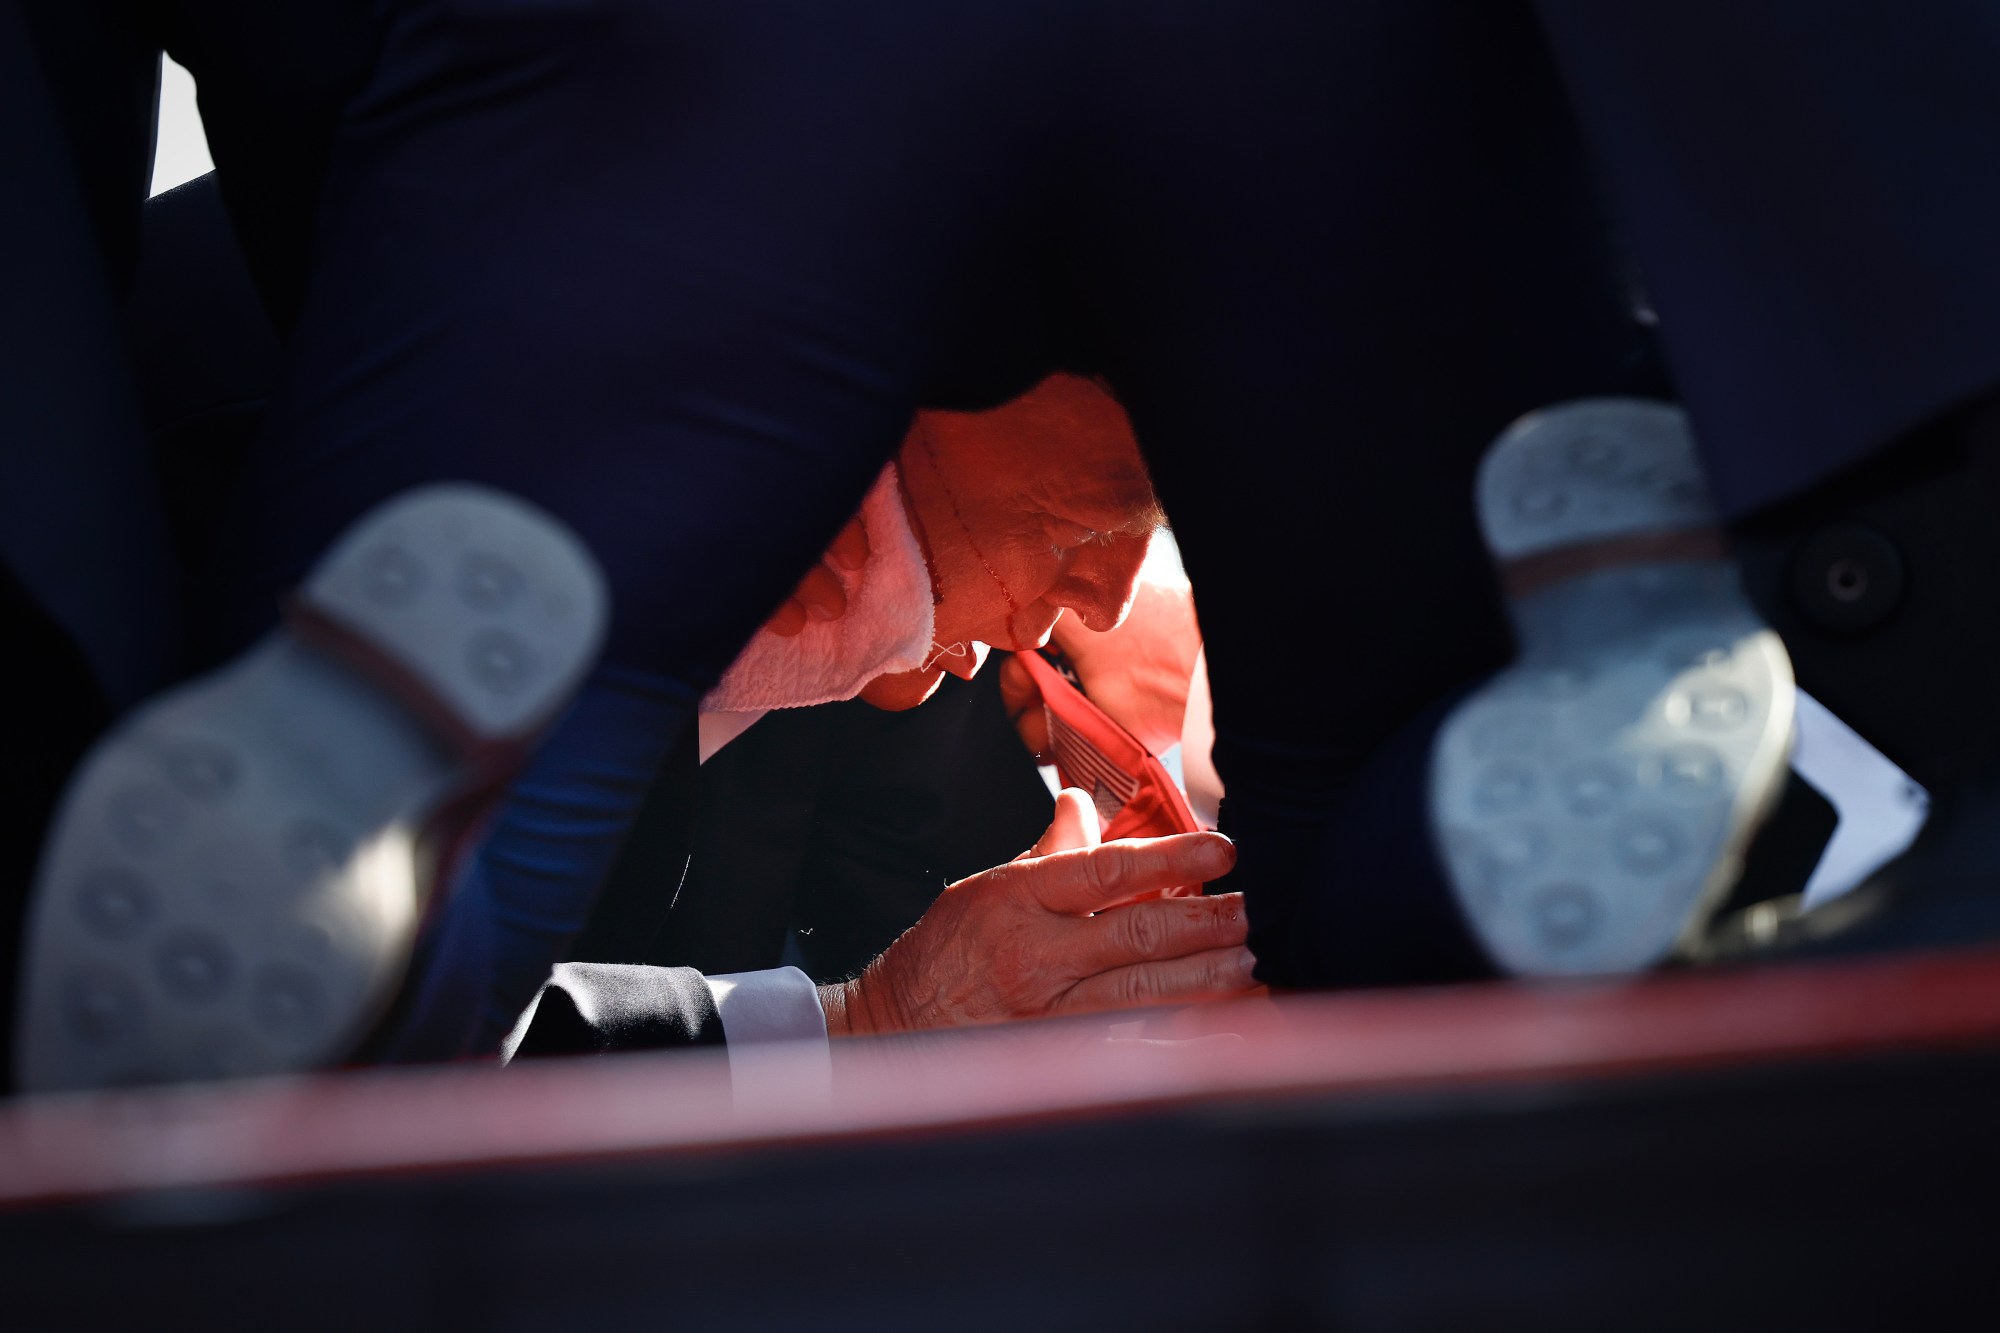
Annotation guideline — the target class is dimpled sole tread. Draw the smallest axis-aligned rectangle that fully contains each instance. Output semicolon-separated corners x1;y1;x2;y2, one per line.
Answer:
1431;401;1794;977
301;486;606;743
15;485;606;1092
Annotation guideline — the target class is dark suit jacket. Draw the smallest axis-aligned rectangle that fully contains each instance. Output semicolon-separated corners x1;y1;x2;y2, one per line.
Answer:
589;666;1055;985
505;665;1051;1059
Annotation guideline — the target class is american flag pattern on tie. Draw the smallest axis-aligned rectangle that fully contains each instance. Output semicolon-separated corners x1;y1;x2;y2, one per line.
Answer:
1014;649;1202;858
1047;706;1141;827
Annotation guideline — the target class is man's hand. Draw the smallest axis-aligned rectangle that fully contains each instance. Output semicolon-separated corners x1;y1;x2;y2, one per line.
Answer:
820;789;1252;1037
764;511;870;637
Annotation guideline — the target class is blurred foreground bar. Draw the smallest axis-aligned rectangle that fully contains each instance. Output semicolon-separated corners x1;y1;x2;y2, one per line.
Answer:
7;949;2000;1328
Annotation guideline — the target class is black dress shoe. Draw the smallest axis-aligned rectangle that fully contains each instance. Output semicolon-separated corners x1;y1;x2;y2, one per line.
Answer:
14;485;605;1091
1430;400;1795;976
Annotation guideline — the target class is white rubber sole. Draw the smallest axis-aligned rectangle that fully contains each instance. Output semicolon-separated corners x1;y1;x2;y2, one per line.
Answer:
1430;401;1795;977
14;485;606;1091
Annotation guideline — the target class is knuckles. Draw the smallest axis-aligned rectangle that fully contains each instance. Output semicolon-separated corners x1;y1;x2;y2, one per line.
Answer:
1118;966;1166;1006
1116;906;1171;961
1083;843;1129;898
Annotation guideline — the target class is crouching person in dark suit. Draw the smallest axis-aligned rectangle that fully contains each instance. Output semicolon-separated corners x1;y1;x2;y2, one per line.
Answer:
661;540;1208;988
492;374;1256;1061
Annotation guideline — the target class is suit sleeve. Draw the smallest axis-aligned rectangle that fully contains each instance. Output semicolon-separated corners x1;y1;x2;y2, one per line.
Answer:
505;961;725;1058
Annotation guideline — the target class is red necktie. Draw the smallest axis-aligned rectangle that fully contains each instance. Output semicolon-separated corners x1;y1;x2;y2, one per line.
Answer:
1014;649;1203;859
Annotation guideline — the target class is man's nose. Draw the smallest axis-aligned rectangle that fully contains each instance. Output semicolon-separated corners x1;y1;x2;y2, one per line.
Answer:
1053;535;1151;632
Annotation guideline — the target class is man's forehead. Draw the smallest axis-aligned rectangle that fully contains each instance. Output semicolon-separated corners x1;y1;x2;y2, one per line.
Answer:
927;372;1161;525
1032;466;1164;530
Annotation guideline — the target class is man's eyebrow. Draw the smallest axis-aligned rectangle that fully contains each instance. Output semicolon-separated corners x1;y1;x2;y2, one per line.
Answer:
1106;495;1167;533
1046;477;1164;531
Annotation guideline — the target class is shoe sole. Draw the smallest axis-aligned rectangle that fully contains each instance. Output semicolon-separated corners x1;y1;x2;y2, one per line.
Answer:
1430;400;1794;976
15;485;606;1091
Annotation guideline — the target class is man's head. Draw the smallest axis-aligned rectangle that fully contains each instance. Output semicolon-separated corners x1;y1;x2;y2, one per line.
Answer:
860;374;1163;709
704;374;1162;717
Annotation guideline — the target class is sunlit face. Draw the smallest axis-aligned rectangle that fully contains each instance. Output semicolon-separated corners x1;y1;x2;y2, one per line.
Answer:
858;374;1161;711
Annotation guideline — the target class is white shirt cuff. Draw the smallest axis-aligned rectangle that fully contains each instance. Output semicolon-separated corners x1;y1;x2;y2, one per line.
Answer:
702;967;831;1107
702;966;828;1045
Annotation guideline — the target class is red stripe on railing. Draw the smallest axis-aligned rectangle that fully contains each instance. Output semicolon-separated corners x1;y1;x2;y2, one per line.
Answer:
6;945;2000;1208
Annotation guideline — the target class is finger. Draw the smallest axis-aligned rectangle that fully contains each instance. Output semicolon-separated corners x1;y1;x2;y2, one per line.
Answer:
764;598;808;637
795;562;846;622
997;654;1050;759
1056;944;1259;1016
1070;892;1247;975
1023;832;1234;914
827;512;870;571
1014;708;1051;763
1021;787;1101;860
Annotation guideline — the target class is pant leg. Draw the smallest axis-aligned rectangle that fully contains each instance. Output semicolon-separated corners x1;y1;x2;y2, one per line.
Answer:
0;2;182;711
377;667;698;1060
157;0;383;331
212;0;1092;684
1074;0;1659;982
1535;0;2000;517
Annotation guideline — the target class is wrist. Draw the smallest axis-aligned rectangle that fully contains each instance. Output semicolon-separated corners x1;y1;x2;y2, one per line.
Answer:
822;962;910;1038
818;979;857;1038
